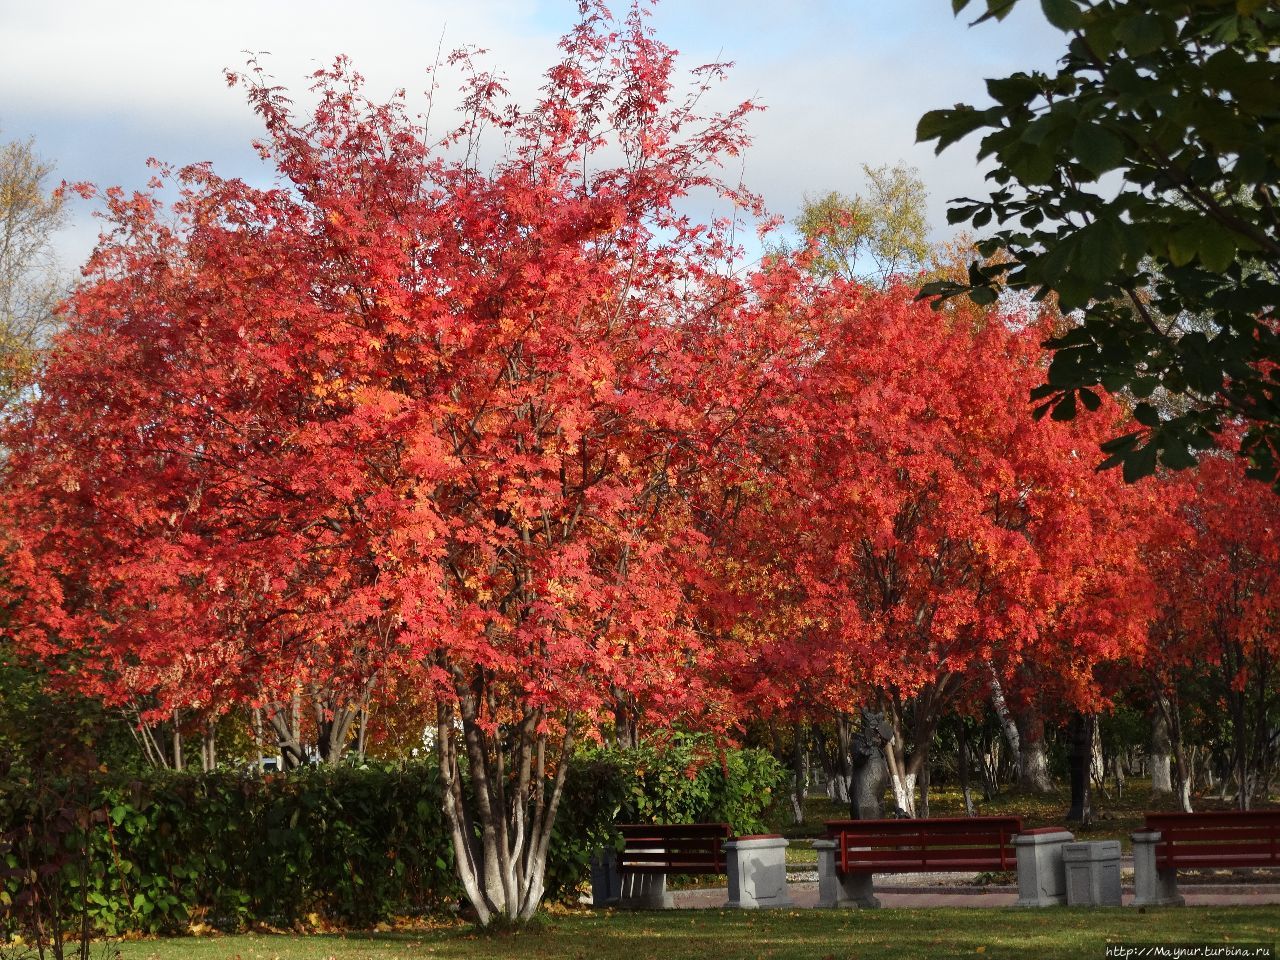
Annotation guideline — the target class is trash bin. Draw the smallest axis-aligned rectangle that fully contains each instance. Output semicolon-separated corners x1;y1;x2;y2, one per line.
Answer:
1063;840;1122;906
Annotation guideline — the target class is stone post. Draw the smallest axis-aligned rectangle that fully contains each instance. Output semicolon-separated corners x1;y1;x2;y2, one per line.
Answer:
723;835;791;909
814;838;879;908
1014;827;1074;907
1131;831;1184;907
1062;840;1122;906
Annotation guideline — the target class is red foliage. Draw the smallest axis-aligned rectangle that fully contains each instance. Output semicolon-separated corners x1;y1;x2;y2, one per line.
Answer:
717;287;1156;806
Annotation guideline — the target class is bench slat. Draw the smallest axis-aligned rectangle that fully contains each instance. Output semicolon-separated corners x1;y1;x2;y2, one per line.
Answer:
826;817;1020;833
1159;852;1280;869
1157;827;1280;843
618;823;732;838
1146;813;1280;829
838;857;1013;872
837;846;1011;862
831;831;1018;848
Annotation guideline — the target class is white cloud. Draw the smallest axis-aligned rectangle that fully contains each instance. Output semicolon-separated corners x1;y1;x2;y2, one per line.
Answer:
1;0;1068;268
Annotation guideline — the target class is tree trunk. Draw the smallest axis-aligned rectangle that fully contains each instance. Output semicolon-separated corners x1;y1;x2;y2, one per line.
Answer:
830;712;855;807
266;694;308;769
987;668;1022;771
1015;707;1054;793
919;756;931;818
201;721;216;772
1164;692;1194;812
1066;712;1094;824
611;691;637;749
436;678;574;925
312;689;363;766
1090;719;1106;789
1150;703;1173;794
253;706;270;771
171;712;184;772
790;722;807;826
959;721;975;816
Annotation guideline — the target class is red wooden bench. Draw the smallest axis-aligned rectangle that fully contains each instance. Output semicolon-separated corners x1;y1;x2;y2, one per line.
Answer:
1133;810;1280;906
1144;811;1280;870
590;822;736;909
616;822;734;875
818;816;1023;907
825;815;1022;873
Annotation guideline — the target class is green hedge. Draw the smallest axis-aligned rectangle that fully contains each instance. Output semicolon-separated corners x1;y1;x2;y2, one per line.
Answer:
2;739;783;935
1;763;460;934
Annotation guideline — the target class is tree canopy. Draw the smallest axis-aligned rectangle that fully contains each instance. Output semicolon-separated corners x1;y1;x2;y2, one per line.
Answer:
917;0;1280;490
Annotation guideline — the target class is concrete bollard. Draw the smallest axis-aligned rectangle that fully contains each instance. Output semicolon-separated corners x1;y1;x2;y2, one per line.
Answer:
1063;840;1123;906
813;838;880;908
723;835;792;909
1131;831;1185;907
1014;828;1074;907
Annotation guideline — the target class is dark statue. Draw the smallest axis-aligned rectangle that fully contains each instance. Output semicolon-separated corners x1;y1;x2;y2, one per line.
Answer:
850;708;893;819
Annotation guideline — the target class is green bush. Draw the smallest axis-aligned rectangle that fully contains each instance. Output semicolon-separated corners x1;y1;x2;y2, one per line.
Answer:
1;762;460;935
2;736;784;930
543;732;787;902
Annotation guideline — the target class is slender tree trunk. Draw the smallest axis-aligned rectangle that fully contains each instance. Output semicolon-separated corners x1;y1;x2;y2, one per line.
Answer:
201;721;216;772
1090;719;1106;792
357;706;369;761
1150;702;1173;794
959;721;975;816
790;722;807;826
253;706;269;771
831;712;854;806
1066;713;1094;824
987;668;1021;771
919;756;931;818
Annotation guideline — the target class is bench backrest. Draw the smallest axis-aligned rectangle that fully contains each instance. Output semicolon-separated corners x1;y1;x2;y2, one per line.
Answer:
617;822;734;874
1144;811;1280;870
825;816;1023;873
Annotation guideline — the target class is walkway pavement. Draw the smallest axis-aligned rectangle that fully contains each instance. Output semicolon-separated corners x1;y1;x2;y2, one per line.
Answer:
669;880;1280;909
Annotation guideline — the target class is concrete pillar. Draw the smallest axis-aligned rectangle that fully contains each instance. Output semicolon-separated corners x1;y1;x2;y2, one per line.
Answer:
1131;831;1184;907
1063;840;1122;906
590;848;621;907
813;838;880;909
724;835;792;909
1014;827;1074;907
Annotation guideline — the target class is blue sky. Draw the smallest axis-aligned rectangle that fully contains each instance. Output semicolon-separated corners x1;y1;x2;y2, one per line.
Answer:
0;0;1066;271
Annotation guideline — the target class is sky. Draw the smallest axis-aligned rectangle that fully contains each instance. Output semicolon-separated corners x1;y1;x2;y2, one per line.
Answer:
0;0;1068;272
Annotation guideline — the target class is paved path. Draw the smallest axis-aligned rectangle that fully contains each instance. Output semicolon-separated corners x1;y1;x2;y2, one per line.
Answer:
670;881;1280;909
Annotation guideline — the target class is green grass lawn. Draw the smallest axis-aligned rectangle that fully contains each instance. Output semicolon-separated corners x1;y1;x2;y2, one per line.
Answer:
115;906;1280;960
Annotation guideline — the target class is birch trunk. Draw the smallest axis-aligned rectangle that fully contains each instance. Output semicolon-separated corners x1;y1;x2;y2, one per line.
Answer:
1150;705;1173;794
436;672;575;925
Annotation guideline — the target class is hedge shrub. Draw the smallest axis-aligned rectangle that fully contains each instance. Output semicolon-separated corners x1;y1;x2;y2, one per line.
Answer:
1;737;784;934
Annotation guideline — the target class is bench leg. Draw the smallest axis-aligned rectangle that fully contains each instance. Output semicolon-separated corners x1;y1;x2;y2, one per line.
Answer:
590;849;621;908
1131;832;1184;907
618;871;674;910
814;840;879;909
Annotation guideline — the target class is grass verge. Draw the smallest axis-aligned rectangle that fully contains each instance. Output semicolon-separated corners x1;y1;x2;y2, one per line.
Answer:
115;905;1280;960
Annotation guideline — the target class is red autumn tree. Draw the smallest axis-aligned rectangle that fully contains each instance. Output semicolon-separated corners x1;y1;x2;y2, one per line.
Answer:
0;3;812;921
1147;442;1280;811
720;286;1154;815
